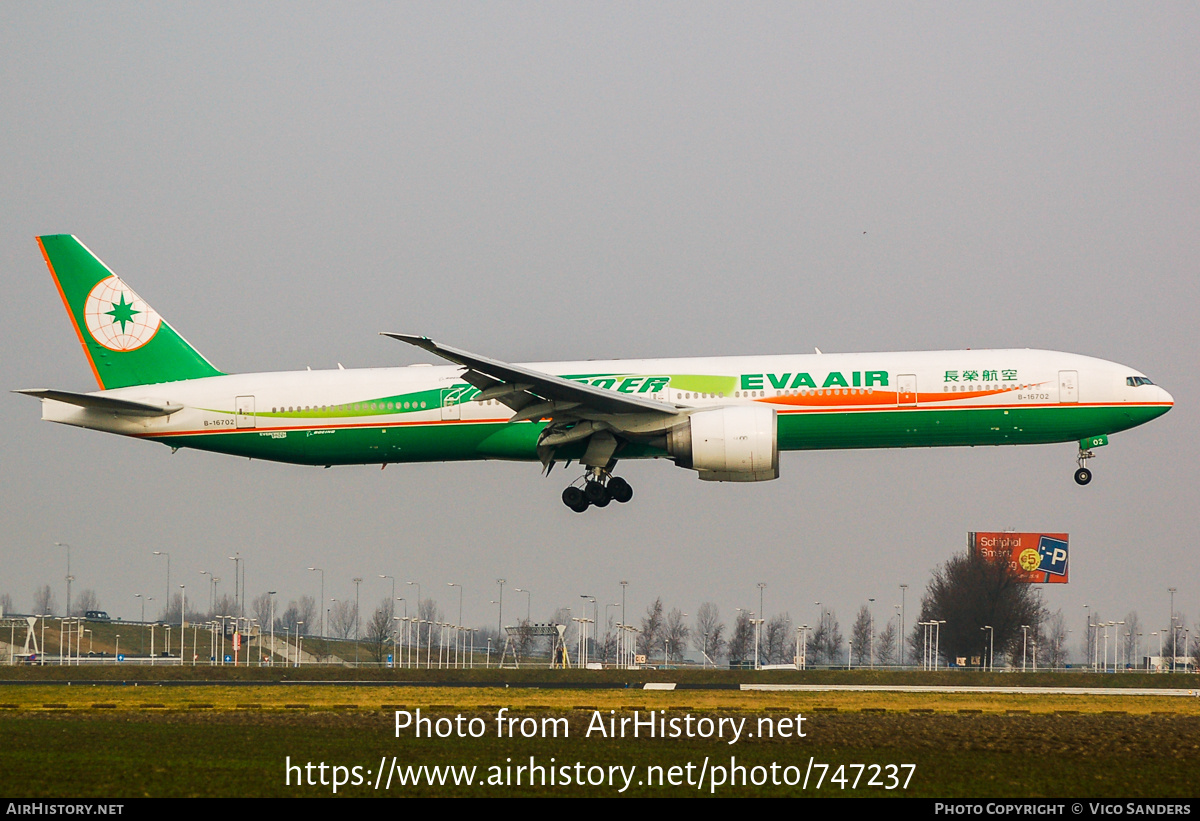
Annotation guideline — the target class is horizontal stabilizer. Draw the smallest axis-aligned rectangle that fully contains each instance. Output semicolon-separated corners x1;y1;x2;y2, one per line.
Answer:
12;388;182;417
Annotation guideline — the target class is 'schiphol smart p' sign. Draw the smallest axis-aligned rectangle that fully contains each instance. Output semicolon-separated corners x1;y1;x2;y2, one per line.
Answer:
971;532;1070;583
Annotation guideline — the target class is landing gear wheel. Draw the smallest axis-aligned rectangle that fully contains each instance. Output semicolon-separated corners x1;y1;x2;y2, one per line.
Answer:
608;477;633;504
1074;467;1092;486
562;486;589;512
584;481;610;506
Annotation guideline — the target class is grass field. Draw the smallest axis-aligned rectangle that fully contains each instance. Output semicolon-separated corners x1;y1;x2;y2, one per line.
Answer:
0;677;1197;798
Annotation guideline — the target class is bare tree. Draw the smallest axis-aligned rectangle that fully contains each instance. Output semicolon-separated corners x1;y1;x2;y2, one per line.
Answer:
212;593;238;620
665;608;689;662
637;598;664;659
876;620;897;665
160;592;204;624
513;619;537;662
276;601;301;634
807;609;843;666
252;593;273;628
1045;610;1069;669
1080;609;1101;668
0;593;13;617
1122;611;1141;667
296;595;317;635
74;589;101;616
1191;621;1200;671
366;598;395;662
850;606;873;665
692;603;726;663
728;610;753;665
764;613;793;664
329;600;357;639
33;584;57;616
414;598;440;652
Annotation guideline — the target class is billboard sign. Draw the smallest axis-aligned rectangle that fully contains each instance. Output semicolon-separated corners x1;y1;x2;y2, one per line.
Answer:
970;532;1069;583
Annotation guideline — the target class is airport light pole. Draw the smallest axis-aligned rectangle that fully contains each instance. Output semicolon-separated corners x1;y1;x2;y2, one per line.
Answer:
1114;620;1125;671
1168;587;1177;672
448;583;462;668
308;568;325;640
580;596;596;665
227;555;242;617
899;584;908;667
52;542;72;618
179;585;187;666
380;575;396;610
496;579;506;638
407;581;423;659
982;626;994;672
1083;604;1092;671
134;594;148;654
868;597;875;668
606;604;620;665
153;551;170;619
619;581;628;655
200;570;211;614
930;620;944;670
268;591;277;666
352;578;363;667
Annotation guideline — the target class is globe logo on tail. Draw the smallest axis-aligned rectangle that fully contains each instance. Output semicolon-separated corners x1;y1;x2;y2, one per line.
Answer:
83;275;161;351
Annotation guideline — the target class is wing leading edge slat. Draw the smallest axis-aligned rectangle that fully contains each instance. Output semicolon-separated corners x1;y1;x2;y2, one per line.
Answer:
380;333;678;417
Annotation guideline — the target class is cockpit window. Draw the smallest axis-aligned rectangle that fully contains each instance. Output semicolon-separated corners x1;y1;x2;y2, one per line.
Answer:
1126;376;1154;387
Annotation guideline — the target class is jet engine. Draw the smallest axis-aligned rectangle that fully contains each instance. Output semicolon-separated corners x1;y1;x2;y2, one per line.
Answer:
666;405;779;482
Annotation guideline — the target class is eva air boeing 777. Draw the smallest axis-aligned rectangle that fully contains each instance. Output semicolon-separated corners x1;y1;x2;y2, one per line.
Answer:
18;236;1174;512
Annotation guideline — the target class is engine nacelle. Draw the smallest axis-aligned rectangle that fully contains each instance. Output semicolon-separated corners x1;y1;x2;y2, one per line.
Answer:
667;405;779;482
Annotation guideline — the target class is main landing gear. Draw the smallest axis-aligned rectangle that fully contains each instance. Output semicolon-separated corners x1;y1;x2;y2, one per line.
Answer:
562;469;633;513
1074;447;1095;486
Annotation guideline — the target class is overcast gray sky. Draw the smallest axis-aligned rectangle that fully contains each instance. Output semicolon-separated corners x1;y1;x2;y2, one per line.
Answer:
2;3;1197;650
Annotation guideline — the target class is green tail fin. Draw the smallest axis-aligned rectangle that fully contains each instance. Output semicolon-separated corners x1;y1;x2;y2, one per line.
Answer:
37;235;224;389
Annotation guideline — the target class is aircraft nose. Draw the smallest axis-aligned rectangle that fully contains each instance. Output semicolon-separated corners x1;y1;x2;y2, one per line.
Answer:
1159;386;1174;408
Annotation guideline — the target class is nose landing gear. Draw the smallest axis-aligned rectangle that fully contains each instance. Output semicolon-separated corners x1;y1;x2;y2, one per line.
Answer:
1074;448;1094;486
561;468;634;512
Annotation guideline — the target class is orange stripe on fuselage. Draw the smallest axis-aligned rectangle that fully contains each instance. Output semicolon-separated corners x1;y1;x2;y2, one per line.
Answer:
762;383;1049;408
38;237;105;390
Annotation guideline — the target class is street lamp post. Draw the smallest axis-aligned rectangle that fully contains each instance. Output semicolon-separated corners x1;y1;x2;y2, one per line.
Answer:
353;577;363;667
868;598;875;668
407;581;422;662
153;551;170;620
1168;587;1177;673
227;555;243;618
448;583;462;668
268;591;277;666
179;585;187;666
496;579;506;640
52;542;72;618
619;582;628;664
308;567;325;641
515;587;531;622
